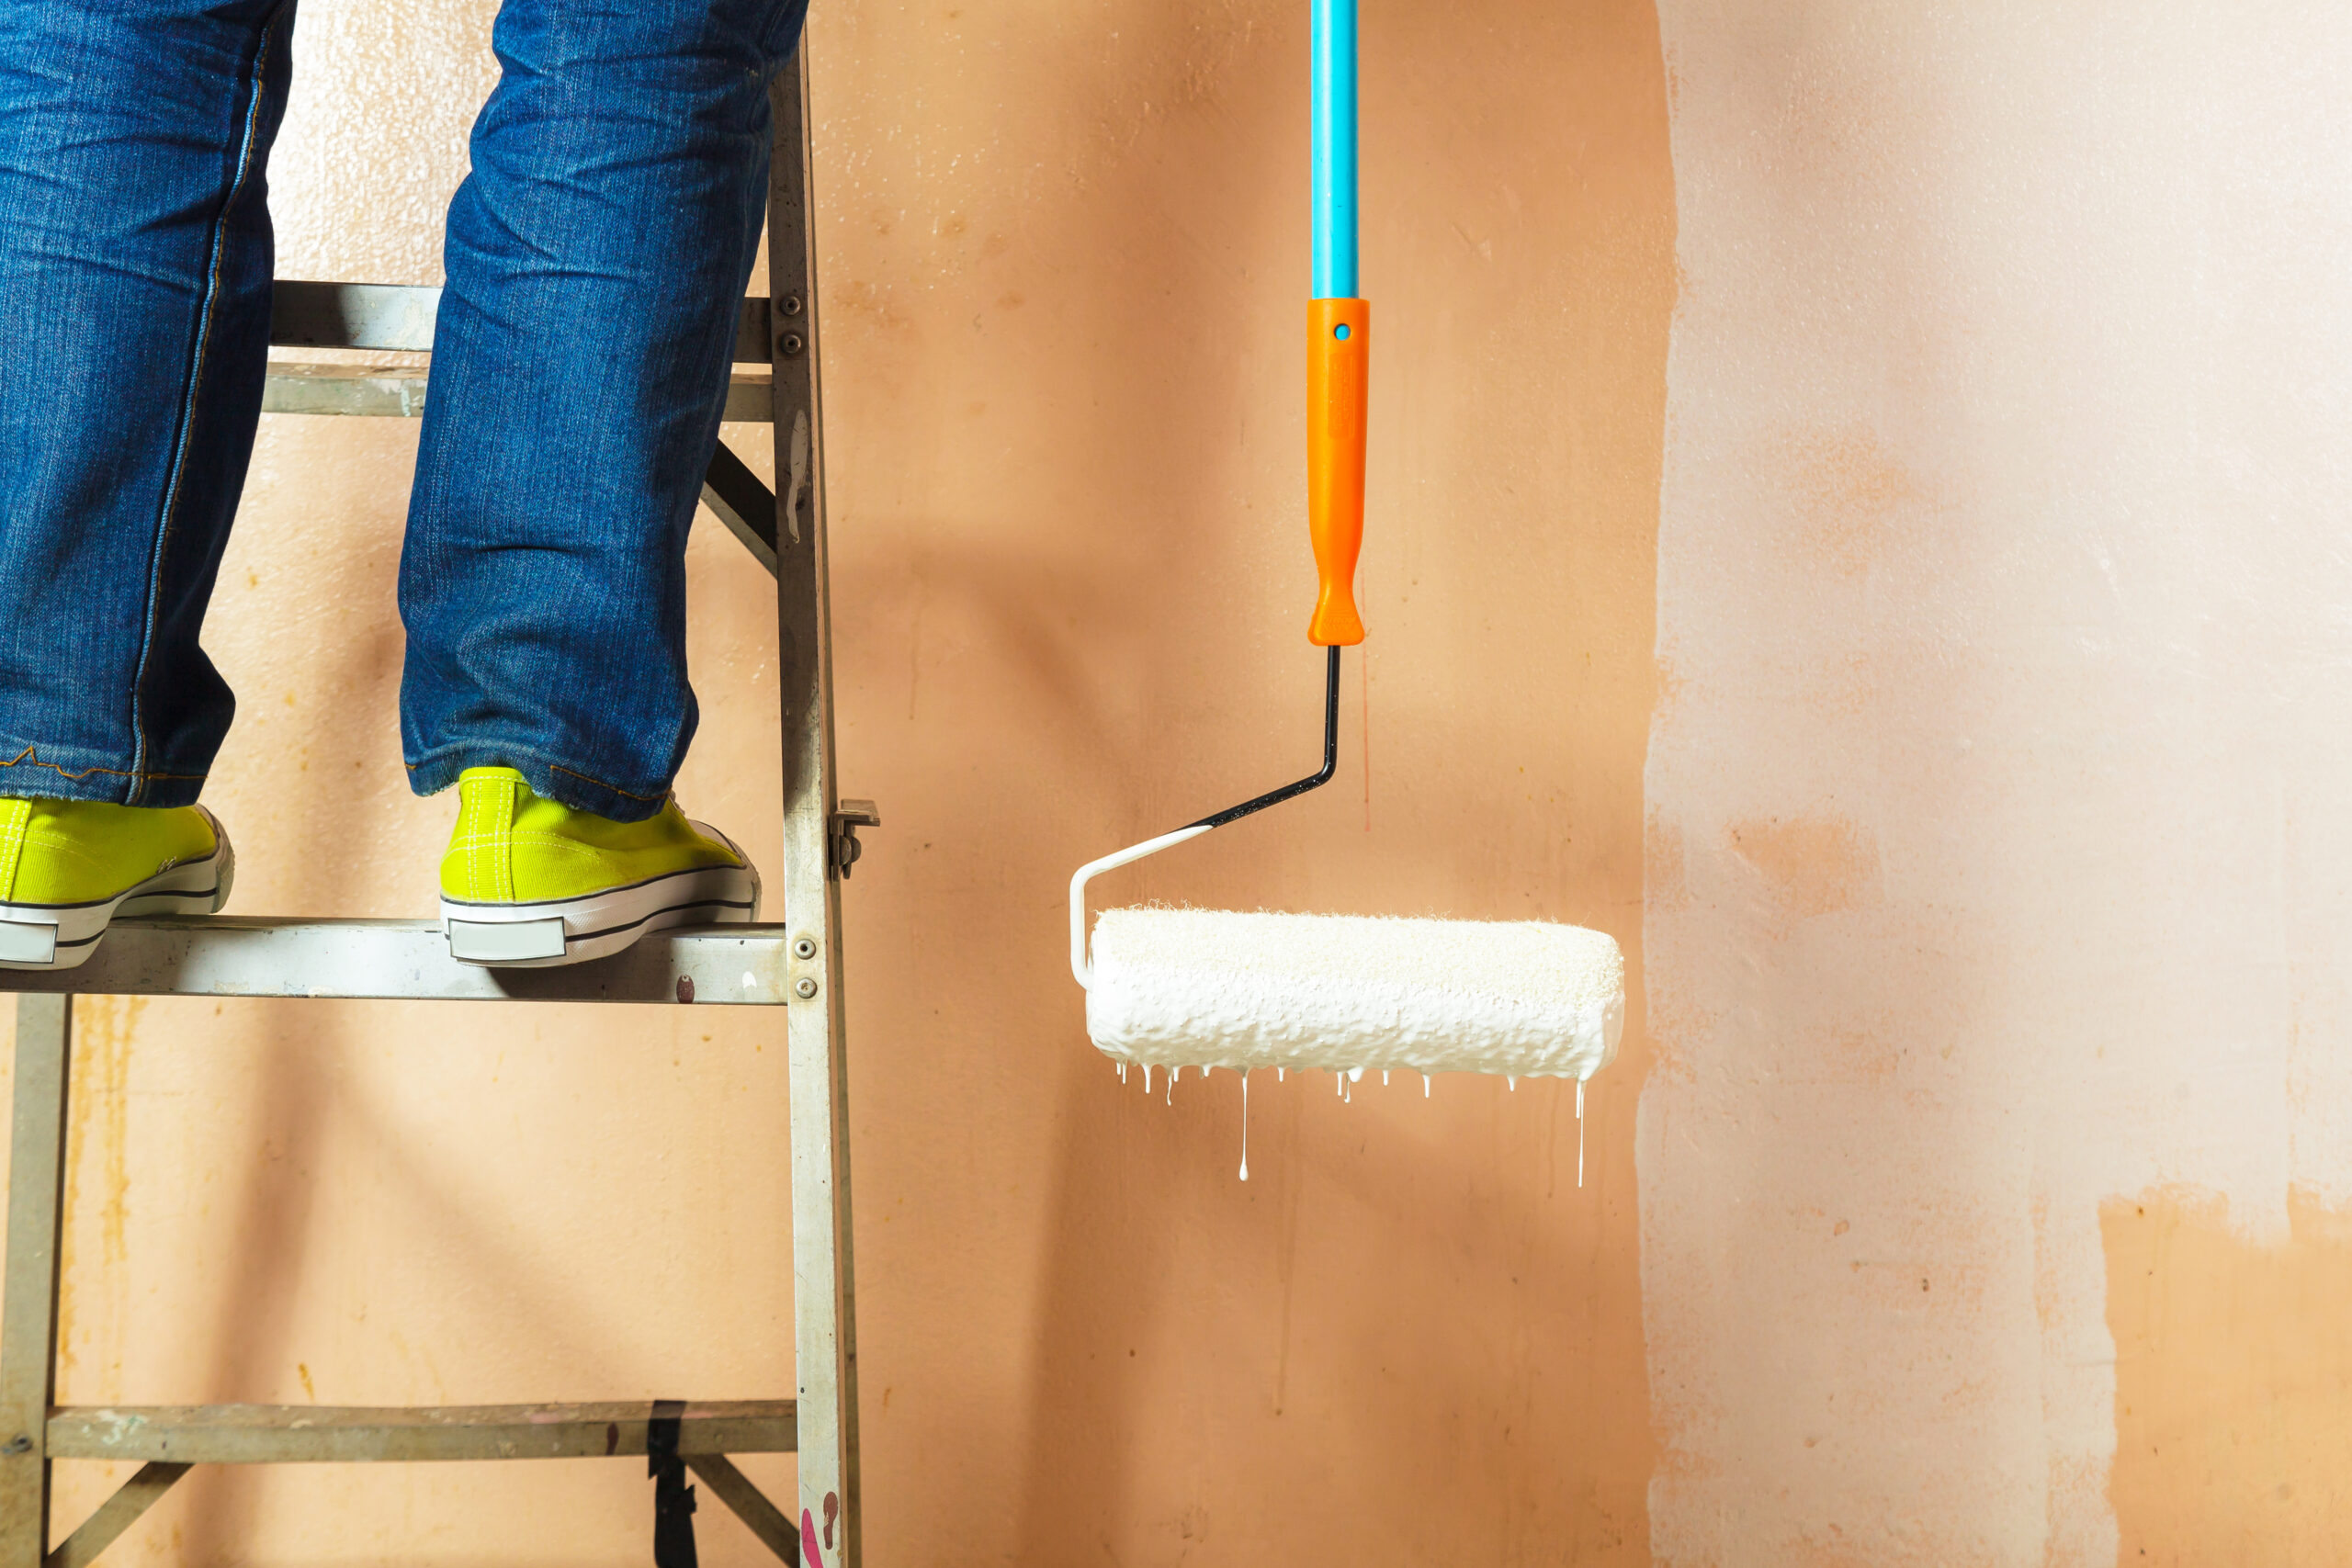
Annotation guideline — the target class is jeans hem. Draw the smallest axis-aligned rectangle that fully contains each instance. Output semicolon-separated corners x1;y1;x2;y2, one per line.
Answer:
0;742;206;807
405;744;672;824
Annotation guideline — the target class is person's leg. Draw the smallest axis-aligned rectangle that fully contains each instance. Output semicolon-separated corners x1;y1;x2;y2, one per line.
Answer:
0;0;295;806
399;0;809;823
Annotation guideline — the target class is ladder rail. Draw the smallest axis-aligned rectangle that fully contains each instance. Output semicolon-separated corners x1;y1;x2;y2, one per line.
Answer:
769;49;863;1568
0;998;69;1567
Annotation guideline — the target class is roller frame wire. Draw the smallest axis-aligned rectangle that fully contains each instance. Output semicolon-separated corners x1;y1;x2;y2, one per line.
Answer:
1070;647;1342;987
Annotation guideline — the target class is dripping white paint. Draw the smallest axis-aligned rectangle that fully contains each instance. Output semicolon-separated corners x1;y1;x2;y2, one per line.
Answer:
1238;1071;1250;1181
1112;1060;1600;1187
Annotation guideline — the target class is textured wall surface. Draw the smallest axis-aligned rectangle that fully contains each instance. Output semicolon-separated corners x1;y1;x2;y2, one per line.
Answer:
1643;3;2352;1562
11;3;1675;1564
39;2;2340;1562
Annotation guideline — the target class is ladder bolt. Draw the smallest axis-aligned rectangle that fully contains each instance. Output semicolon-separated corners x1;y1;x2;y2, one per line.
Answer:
793;937;818;959
795;977;819;998
781;294;804;316
3;1435;29;1455
779;332;805;357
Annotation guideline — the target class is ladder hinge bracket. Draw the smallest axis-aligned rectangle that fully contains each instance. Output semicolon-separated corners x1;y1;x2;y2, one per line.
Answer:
830;798;880;879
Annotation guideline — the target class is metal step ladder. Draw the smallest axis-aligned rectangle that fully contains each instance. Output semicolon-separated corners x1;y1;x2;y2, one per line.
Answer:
0;51;861;1568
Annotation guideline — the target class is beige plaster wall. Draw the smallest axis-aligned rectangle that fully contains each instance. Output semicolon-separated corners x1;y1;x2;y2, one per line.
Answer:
11;3;1675;1564
24;3;2347;1563
1643;2;2352;1562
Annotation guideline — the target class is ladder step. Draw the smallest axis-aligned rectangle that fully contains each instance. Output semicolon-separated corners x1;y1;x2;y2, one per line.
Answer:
266;282;773;364
47;1400;797;1463
0;919;792;1004
263;363;775;423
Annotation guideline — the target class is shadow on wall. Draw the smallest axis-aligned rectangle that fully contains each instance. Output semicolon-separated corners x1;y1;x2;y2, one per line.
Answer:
68;414;424;1562
801;0;1672;1559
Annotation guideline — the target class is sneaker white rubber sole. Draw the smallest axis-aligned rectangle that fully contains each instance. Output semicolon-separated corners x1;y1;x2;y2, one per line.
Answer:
0;808;236;972
440;824;761;969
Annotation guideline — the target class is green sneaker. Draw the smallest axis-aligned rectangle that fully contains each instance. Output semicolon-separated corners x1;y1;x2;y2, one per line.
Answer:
438;767;759;967
0;799;233;971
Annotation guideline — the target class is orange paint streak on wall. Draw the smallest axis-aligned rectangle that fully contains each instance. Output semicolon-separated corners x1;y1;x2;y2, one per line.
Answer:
2104;1189;2352;1566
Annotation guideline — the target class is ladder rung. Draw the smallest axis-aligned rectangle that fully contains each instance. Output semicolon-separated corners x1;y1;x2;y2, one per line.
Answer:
267;281;774;364
269;282;441;352
262;363;775;423
47;1400;797;1463
261;362;426;417
0;919;793;1004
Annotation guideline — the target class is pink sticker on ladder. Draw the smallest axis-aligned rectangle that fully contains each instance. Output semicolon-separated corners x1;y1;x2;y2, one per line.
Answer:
802;1509;825;1568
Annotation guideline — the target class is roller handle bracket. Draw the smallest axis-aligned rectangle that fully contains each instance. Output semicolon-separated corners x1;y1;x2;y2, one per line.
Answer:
1069;648;1342;987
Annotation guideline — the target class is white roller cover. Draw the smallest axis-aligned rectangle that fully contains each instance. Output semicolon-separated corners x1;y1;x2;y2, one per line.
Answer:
1085;907;1624;1078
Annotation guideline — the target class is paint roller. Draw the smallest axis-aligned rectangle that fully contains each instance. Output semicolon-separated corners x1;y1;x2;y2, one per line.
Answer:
1068;0;1625;1086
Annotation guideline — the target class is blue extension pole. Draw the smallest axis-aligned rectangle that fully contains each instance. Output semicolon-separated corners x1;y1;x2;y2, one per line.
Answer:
1310;0;1359;299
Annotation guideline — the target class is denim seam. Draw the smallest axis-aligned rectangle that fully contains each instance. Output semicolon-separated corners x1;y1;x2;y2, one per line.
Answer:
404;749;669;805
124;6;284;804
0;748;208;785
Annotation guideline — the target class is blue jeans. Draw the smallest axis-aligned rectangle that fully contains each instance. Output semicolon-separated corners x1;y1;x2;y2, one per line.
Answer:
0;0;806;821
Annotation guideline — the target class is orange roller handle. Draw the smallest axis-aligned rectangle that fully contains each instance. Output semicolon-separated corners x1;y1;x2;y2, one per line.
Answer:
1306;297;1369;646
